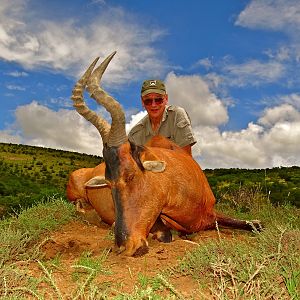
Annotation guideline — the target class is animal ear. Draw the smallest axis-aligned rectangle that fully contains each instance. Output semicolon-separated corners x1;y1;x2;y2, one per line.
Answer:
140;149;166;173
84;176;110;188
142;160;166;172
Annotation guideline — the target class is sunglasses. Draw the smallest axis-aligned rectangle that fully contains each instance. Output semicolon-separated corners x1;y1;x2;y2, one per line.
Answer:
143;97;164;106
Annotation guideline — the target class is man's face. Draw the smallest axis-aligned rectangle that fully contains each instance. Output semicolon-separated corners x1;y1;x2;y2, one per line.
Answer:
141;93;168;120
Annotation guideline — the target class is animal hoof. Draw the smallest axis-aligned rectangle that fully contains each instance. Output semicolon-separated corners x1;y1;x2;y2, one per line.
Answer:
152;230;173;243
115;245;125;254
247;220;264;232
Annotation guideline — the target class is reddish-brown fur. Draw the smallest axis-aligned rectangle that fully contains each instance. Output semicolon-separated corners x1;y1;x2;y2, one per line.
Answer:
67;162;115;225
66;167;94;203
66;136;182;226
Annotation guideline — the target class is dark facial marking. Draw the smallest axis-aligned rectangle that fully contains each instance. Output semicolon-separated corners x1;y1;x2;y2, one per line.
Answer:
103;145;120;181
111;187;129;247
103;145;129;246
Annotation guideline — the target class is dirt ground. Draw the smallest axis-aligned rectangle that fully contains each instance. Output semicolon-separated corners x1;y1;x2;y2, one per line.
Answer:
30;220;242;299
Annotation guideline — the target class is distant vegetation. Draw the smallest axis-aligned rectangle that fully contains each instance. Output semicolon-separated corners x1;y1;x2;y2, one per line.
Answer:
205;167;300;208
0;142;102;216
0;142;299;217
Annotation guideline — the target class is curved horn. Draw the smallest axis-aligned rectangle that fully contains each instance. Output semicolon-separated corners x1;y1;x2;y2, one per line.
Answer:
71;57;110;144
87;51;127;147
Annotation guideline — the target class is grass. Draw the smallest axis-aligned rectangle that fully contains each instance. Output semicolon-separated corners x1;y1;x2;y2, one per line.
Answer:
170;196;300;299
70;250;112;299
0;190;299;299
174;229;297;298
0;196;76;264
112;274;184;300
0;197;76;299
71;249;111;282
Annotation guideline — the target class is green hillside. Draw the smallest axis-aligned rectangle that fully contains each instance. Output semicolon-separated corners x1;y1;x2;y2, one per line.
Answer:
0;142;299;217
0;142;102;216
205;167;300;207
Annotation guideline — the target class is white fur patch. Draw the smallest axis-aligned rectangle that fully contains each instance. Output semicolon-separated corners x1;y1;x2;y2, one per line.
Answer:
84;176;109;188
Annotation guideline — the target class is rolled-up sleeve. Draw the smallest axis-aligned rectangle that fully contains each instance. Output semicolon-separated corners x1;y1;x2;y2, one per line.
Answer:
173;107;197;147
128;125;144;145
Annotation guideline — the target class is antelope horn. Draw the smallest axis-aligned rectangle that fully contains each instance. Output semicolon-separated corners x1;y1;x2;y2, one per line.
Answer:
87;51;127;147
71;57;110;144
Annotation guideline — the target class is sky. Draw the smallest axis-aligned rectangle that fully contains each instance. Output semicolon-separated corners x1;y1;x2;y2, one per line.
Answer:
1;0;300;169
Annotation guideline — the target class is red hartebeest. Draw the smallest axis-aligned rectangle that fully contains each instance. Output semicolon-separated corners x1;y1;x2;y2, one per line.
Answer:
66;137;180;226
69;52;262;256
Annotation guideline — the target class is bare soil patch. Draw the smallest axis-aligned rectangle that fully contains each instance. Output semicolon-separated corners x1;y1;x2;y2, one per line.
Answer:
29;220;246;298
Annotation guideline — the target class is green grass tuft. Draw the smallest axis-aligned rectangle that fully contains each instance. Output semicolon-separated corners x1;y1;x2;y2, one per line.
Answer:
0;196;77;299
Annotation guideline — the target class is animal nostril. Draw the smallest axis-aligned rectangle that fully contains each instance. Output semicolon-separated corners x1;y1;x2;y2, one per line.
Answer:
133;240;149;257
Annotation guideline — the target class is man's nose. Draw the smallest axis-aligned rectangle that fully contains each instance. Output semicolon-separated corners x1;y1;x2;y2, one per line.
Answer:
150;100;157;106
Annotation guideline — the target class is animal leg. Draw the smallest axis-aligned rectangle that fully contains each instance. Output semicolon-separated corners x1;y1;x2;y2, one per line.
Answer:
150;217;172;243
216;213;263;232
75;199;103;227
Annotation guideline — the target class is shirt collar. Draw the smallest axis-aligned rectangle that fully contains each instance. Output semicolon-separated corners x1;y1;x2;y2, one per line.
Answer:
162;105;170;122
144;105;169;135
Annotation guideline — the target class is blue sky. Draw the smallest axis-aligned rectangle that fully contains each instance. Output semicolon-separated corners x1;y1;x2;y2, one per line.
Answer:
1;0;300;168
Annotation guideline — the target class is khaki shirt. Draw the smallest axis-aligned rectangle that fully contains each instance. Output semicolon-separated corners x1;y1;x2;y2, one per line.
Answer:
128;105;197;147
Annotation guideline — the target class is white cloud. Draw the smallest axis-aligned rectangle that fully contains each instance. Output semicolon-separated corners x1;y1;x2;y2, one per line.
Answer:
0;0;166;85
192;96;300;169
1;96;300;169
192;58;213;70
4;71;28;77
264;46;291;62
13;101;103;155
6;84;26;91
258;103;300;127
236;0;300;33
0;130;22;144
222;59;285;87
282;93;300;108
0;101;146;156
204;73;223;91
165;72;228;127
193;123;267;169
229;0;300;89
0;0;299;169
263;121;300;154
49;97;73;109
126;110;147;133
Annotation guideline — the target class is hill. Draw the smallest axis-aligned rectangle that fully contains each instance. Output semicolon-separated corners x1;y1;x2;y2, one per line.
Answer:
0;142;102;216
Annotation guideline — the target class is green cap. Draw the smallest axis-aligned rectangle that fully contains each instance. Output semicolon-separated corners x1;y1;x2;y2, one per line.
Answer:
141;79;166;96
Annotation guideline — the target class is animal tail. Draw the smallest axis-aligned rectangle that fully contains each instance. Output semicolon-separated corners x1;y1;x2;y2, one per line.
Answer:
216;213;263;232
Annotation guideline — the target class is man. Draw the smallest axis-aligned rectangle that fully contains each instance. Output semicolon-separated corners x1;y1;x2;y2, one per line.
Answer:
128;79;196;155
